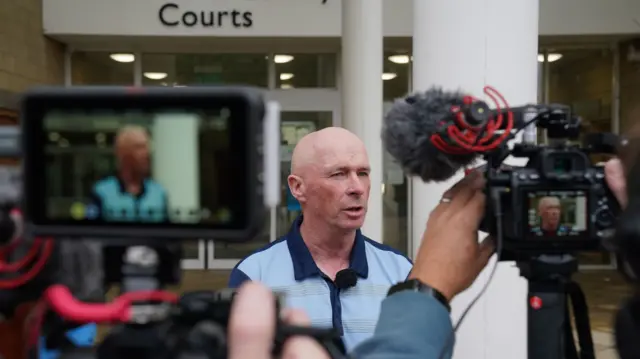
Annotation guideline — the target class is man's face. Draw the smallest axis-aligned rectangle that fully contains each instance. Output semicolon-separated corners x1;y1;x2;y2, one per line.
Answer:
303;145;371;231
122;132;150;175
541;204;561;228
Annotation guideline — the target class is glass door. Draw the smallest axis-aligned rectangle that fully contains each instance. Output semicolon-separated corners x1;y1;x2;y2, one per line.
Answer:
208;107;339;270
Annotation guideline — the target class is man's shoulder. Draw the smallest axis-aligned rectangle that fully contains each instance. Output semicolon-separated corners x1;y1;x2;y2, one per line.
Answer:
232;236;290;271
144;178;168;194
362;236;412;265
93;176;117;193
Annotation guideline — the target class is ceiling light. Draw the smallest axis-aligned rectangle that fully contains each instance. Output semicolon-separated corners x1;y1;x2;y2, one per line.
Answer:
110;53;135;63
144;72;168;80
382;73;397;80
274;54;294;64
280;73;294;80
388;55;410;64
537;53;563;63
280;84;294;89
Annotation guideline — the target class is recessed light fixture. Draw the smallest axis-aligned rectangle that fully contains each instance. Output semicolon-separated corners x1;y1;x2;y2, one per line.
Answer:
382;73;397;80
280;73;294;80
388;55;411;64
110;53;135;63
537;53;563;63
144;72;168;80
274;54;294;64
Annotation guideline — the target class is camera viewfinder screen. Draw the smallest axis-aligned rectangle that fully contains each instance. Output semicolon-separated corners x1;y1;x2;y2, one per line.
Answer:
526;190;588;239
36;107;248;230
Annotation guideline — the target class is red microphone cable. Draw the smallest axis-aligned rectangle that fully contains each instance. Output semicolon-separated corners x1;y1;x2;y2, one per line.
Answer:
44;285;178;324
430;86;514;156
0;209;55;289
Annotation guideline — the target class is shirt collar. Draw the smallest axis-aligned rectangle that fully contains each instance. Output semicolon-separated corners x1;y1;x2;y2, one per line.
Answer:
286;215;369;281
114;174;148;198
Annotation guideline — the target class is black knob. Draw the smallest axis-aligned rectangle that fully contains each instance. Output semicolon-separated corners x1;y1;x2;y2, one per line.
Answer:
594;207;614;228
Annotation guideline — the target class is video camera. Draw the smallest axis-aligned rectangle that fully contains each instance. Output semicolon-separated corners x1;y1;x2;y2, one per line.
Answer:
4;86;346;359
465;98;623;259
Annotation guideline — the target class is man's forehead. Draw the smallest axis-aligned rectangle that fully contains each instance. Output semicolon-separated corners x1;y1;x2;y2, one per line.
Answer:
315;145;369;169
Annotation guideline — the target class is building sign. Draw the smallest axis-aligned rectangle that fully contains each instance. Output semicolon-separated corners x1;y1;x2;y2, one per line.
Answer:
158;1;328;29
159;3;253;28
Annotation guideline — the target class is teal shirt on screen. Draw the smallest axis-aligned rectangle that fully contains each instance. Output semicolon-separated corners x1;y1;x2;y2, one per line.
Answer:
90;176;169;222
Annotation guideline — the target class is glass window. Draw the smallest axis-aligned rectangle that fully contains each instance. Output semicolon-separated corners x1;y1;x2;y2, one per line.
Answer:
141;54;268;87
213;111;333;260
384;52;411;101
619;41;640;133
71;52;134;85
546;47;614;267
274;54;337;89
547;48;613;135
382;52;411;256
382;102;409;256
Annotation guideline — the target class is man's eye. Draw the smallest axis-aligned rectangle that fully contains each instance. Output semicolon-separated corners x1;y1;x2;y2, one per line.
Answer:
358;172;369;176
332;172;345;177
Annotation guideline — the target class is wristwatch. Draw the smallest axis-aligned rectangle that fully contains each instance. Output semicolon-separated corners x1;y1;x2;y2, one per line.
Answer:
387;279;451;312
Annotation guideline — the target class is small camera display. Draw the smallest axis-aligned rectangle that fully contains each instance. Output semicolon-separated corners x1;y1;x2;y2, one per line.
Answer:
525;190;588;239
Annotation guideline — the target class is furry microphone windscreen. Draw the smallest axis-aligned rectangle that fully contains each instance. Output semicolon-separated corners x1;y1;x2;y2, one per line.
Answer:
382;87;478;182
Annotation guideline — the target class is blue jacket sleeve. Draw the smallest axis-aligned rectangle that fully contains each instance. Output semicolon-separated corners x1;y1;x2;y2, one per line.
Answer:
350;291;454;359
228;267;252;288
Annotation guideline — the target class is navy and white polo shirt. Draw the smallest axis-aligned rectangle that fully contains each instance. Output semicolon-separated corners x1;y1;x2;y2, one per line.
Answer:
228;216;412;350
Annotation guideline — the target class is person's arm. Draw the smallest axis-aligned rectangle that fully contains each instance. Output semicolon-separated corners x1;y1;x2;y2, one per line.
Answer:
351;291;454;359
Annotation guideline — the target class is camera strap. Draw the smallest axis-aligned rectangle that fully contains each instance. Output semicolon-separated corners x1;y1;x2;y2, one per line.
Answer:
563;280;595;359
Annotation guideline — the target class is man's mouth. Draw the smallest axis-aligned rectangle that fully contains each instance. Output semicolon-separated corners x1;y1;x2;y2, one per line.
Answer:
345;206;364;214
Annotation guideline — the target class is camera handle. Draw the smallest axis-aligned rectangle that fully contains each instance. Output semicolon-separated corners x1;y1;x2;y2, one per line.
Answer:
518;256;595;359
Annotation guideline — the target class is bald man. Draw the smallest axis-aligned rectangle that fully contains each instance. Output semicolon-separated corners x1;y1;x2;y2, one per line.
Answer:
89;125;169;223
228;127;412;351
531;196;572;236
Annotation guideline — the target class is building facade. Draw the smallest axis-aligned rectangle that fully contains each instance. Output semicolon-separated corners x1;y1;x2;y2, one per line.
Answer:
0;0;638;356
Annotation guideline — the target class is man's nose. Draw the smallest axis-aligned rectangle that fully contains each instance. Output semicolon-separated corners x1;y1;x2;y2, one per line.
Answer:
346;174;365;196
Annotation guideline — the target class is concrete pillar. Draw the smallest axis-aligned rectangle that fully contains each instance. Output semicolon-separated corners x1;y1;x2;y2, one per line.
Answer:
341;0;384;242
151;114;200;223
411;0;539;358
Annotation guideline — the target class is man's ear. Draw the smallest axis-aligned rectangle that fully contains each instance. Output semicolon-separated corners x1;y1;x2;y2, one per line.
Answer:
287;175;306;203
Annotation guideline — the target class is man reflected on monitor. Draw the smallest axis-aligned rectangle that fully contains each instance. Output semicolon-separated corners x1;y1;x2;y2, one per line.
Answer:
89;125;170;223
531;196;572;236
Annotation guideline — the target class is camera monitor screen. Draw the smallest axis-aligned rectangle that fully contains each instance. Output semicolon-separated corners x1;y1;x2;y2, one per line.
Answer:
525;190;588;239
22;87;265;240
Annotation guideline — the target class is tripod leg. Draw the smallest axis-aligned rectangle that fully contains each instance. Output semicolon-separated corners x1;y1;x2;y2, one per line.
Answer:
528;289;567;359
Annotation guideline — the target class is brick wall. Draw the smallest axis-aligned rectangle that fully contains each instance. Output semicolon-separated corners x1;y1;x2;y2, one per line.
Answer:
0;0;64;101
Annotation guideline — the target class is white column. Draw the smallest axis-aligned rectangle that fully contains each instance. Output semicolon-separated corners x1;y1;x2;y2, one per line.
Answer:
151;114;200;223
341;0;384;242
411;1;539;359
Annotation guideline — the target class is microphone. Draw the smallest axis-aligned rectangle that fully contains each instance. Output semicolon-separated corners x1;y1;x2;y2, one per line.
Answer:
335;269;358;290
382;86;515;182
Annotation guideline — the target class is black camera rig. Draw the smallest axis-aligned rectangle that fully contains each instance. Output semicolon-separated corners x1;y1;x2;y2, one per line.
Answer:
0;87;348;359
481;104;621;260
476;101;621;359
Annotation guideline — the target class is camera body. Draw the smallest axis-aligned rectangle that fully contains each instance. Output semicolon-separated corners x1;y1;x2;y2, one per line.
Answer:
481;106;621;260
486;145;620;258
